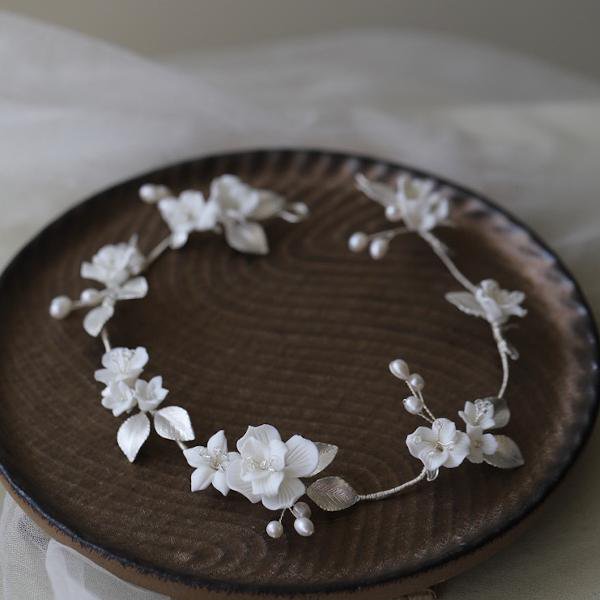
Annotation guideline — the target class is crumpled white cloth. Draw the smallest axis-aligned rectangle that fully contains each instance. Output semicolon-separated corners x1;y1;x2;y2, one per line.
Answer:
1;10;600;600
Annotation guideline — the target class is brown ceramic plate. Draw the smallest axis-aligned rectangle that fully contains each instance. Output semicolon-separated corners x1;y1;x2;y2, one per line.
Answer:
0;149;597;599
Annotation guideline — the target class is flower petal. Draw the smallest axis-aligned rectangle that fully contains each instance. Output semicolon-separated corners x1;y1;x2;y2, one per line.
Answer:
83;304;114;337
115;276;148;300
285;435;319;478
153;406;195;441
443;430;470;468
117;412;150;463
418;446;448;471
212;470;230;496
445;292;486;318
207;430;228;454
355;174;397;207
261;477;306;510
223;220;269;255
226;457;261;503
432;418;457;445
183;446;209;468
251;471;284;497
191;465;215;492
237;424;281;452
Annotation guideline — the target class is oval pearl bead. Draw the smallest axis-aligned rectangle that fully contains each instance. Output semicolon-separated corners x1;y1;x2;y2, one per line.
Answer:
369;238;389;260
80;288;101;305
389;359;410;380
385;204;404;222
139;183;170;204
403;395;424;415
293;517;314;537
49;296;72;319
292;501;311;519
348;232;368;253
265;520;283;539
408;373;425;390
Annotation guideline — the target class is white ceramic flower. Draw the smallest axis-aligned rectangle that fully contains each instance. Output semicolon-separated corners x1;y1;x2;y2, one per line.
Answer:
101;381;137;417
135;376;169;412
466;427;498;464
226;424;319;510
183;430;239;495
158;190;218;249
77;238;148;336
458;399;496;432
356;173;449;233
95;347;149;386
446;279;526;326
406;418;470;470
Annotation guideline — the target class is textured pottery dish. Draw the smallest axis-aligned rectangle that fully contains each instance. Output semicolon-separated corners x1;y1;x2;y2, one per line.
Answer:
0;149;597;599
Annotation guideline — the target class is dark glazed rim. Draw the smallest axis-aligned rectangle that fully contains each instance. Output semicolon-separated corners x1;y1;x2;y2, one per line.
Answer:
0;148;598;597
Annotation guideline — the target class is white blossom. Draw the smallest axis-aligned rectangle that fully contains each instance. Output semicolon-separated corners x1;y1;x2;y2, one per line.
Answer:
406;418;470;470
446;279;526;326
459;399;496;432
101;381;137;417
78;238;148;336
226;424;319;510
467;427;498;464
95;347;149;387
184;430;238;496
135;376;169;412
356;173;449;233
158;190;218;249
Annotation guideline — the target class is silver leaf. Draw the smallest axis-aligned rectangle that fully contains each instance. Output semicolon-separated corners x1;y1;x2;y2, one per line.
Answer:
445;291;485;318
309;442;339;476
487;396;511;429
117;412;150;463
484;435;524;469
307;476;359;512
153;406;195;441
223;220;269;255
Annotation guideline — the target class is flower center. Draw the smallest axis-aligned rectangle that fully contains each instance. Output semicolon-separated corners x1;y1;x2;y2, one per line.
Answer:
244;456;278;472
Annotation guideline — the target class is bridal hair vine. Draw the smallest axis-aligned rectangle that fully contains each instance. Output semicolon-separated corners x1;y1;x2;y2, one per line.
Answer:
49;172;525;539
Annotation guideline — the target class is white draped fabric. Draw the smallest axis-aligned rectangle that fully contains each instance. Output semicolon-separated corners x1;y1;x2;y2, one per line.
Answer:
1;10;600;599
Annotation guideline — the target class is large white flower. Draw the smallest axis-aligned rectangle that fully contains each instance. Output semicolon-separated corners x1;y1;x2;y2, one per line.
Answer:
158;190;218;249
78;238;148;336
356;173;449;233
184;430;239;496
406;418;470;470
226;424;319;510
446;279;526;326
95;347;149;386
466;427;498;464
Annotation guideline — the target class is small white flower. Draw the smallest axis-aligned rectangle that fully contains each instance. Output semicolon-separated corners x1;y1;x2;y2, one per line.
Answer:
446;279;526;326
101;381;137;417
158;190;218;249
226;424;319;511
135;376;169;412
459;399;496;432
183;430;238;496
356;173;449;234
406;418;470;470
467;427;498;464
78;238;148;336
95;347;149;387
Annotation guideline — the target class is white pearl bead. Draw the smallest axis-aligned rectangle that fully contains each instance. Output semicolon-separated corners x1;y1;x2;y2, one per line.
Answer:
49;296;72;319
266;520;283;539
389;359;410;380
385;205;403;222
408;373;425;390
293;517;314;537
80;288;101;305
292;501;311;519
403;395;424;415
369;237;389;260
139;183;170;204
348;232;368;253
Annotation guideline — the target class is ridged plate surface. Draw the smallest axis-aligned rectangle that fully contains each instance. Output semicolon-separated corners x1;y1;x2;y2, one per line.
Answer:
0;149;597;598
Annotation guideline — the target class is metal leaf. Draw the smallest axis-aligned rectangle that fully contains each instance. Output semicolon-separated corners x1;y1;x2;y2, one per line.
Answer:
309;442;339;476
153;406;195;441
445;291;485;318
484;435;524;469
488;396;511;429
307;476;359;512
117;412;150;463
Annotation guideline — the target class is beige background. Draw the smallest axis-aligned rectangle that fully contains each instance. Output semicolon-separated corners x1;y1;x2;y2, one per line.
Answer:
2;0;600;81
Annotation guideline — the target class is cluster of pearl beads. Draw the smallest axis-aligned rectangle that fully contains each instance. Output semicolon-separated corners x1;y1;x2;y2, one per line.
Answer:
389;359;427;416
265;501;314;539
